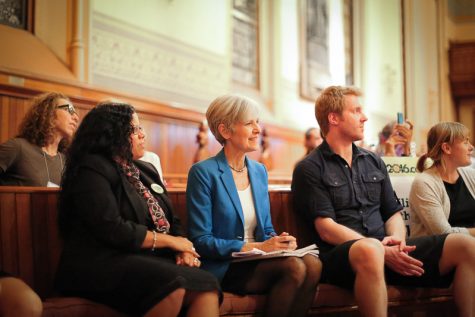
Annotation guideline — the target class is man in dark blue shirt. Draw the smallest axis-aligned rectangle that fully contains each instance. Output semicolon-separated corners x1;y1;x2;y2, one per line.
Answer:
294;140;400;253
292;85;475;317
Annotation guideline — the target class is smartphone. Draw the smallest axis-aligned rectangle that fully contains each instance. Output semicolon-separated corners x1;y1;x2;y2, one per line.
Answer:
397;112;404;124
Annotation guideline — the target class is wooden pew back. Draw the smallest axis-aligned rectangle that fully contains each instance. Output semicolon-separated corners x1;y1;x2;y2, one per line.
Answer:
0;187;61;298
0;186;311;299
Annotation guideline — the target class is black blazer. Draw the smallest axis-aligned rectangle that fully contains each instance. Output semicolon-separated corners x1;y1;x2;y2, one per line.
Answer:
55;154;183;292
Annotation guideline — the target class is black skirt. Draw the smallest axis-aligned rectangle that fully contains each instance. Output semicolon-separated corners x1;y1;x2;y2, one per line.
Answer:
64;252;221;316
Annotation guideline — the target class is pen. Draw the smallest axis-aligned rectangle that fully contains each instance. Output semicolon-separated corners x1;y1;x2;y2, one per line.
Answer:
270;232;290;244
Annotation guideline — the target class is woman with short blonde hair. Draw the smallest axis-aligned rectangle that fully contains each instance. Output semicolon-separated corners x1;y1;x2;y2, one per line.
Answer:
187;94;322;317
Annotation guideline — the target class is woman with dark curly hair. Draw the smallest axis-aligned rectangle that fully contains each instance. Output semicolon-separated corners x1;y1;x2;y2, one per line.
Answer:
55;102;220;317
0;92;79;186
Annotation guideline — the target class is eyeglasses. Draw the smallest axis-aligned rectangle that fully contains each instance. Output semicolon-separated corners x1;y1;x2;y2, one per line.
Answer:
131;125;145;135
56;104;77;115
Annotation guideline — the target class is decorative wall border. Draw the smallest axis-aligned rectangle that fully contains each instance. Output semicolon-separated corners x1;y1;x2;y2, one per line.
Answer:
90;12;230;108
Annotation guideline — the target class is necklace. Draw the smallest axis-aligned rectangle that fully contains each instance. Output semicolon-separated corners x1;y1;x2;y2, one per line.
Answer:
229;164;246;173
43;151;63;184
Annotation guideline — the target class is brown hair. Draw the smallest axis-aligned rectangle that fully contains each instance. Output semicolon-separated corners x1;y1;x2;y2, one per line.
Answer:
416;122;469;172
17;92;71;151
315;86;362;137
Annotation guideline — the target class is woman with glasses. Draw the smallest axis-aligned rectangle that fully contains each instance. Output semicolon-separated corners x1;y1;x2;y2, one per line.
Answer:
55;102;220;317
0;91;79;186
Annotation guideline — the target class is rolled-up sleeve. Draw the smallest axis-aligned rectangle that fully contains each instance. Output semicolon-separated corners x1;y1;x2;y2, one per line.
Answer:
292;161;336;221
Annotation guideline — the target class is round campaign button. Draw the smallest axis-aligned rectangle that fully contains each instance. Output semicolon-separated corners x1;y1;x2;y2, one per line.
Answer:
151;183;164;194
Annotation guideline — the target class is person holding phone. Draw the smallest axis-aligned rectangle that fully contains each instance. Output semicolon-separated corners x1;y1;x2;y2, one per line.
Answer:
187;94;322;317
376;112;413;157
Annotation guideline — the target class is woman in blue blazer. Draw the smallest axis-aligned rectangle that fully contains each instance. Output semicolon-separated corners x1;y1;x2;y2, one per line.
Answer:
187;94;321;317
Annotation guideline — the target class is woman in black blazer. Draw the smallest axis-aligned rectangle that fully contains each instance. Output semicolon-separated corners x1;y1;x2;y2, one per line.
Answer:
55;102;220;317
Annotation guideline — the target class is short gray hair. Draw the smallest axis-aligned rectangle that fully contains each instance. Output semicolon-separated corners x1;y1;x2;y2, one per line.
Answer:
206;94;259;145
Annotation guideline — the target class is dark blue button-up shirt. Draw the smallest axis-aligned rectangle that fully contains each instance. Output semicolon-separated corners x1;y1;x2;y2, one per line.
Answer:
292;140;402;253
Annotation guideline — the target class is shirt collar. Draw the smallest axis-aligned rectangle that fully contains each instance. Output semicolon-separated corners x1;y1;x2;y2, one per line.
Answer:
320;140;369;160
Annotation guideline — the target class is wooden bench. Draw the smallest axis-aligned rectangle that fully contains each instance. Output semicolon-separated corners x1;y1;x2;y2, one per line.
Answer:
163;173;292;188
0;186;455;317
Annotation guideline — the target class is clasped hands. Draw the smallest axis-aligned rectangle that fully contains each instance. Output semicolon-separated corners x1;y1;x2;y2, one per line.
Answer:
168;235;201;268
381;235;424;277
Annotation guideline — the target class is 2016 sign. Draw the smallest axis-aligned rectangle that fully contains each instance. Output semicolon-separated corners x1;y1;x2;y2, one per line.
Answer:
386;164;417;174
382;157;418;176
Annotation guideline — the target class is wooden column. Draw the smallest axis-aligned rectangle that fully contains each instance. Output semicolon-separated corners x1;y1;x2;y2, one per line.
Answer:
70;0;85;82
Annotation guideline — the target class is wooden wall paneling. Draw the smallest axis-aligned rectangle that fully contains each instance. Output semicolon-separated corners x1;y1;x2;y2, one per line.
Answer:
8;97;21;138
0;81;305;176
139;112;200;175
166;122;198;174
0;94;31;142
449;42;475;100
268;191;284;233
141;118;165;160
0;193;18;275
174;192;188;234
207;136;223;158
15;193;34;286
167;189;188;234
0;95;9;141
278;191;293;234
269;139;290;173
157;122;170;171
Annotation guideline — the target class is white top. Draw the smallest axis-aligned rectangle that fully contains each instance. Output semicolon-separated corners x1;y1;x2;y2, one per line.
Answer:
139;151;165;183
238;185;257;242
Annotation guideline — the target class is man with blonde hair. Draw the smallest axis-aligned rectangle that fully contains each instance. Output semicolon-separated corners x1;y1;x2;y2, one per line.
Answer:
292;85;475;317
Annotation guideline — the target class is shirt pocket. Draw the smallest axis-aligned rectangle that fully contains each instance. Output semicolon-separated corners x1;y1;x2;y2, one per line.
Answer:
323;174;350;209
361;171;385;202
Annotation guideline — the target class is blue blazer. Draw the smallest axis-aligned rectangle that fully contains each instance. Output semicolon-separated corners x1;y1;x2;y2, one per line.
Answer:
187;149;275;281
